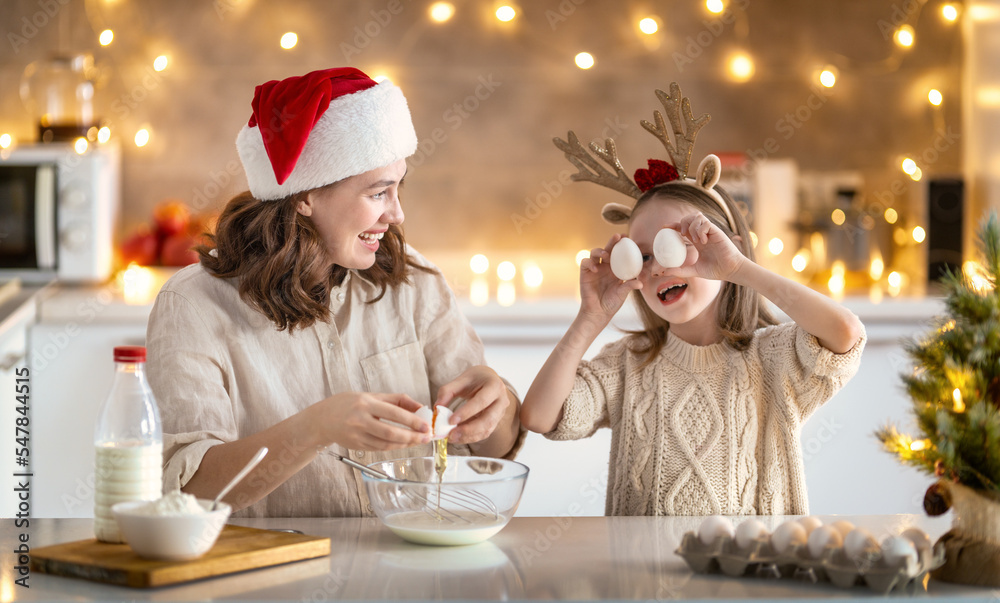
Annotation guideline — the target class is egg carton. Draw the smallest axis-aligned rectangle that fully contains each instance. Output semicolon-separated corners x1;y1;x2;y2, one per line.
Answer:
674;531;945;594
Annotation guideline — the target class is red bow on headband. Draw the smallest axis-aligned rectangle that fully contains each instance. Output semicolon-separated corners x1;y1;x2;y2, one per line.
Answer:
634;159;680;192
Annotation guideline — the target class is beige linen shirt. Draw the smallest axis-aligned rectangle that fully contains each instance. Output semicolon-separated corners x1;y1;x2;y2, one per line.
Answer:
146;249;494;517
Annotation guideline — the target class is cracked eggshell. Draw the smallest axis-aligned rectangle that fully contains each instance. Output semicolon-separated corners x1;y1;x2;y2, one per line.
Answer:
609;237;642;281
415;405;456;440
653;228;686;268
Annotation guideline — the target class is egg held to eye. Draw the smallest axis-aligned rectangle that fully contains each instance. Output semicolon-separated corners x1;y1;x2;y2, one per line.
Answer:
609;237;643;281
653;228;686;268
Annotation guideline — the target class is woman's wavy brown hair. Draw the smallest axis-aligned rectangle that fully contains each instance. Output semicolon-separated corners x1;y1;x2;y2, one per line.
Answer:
625;182;779;368
197;189;433;331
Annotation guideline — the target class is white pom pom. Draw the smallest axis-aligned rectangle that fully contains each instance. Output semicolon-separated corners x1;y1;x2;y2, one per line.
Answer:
609;237;642;281
653;228;685;268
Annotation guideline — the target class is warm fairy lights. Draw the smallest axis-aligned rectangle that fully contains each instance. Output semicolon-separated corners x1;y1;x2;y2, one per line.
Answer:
727;52;754;82
953;388;965;413
870;255;884;280
909;439;928;452
153;55;169;72
497;261;516;281
469;277;489;306
523;263;544;288
0;133;11;149
894;24;915;47
497;282;516;306
831;209;846;226
99;29;114;45
470;254;489;274
74;137;88;154
901;157;917;174
134;128;150;147
706;0;724;14
909;167;923;181
495;6;516;22
280;32;298;49
819;69;837;88
767;238;784;255
928;89;943;106
884;208;898;224
638;17;659;34
912;226;926;243
97;126;111;143
429;2;455;22
942;4;959;22
575;52;595;69
575;250;589;266
791;250;810;273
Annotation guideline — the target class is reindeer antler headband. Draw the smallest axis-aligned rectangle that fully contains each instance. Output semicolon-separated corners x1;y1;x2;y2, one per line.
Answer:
553;82;737;231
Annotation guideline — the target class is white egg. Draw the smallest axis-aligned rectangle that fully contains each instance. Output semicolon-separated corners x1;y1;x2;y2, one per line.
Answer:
734;518;770;550
697;515;735;546
653;228;686;268
798;515;823;535
900;527;932;556
609;237;643;281
414;405;456;440
830;519;855;537
770;520;808;554
843;527;879;559
880;535;918;569
807;524;843;559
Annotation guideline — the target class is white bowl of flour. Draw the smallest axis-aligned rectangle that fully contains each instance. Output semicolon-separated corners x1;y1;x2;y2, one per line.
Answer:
112;490;230;560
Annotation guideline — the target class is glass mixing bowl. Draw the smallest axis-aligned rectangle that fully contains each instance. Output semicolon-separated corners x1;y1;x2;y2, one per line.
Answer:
363;456;529;546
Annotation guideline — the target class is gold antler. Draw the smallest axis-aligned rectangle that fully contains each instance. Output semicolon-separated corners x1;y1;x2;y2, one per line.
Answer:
640;82;711;178
553;131;641;199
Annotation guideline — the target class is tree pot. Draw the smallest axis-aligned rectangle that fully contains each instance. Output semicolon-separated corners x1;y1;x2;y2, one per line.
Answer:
924;479;1000;587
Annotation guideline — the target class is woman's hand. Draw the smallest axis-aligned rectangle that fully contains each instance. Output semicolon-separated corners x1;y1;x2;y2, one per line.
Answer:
579;234;643;329
434;366;511;445
672;212;747;282
313;392;431;451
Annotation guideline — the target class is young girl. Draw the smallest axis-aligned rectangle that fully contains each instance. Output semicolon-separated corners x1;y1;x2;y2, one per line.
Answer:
521;179;866;516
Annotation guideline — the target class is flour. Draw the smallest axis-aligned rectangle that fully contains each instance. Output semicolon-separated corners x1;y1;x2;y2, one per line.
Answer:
132;490;206;516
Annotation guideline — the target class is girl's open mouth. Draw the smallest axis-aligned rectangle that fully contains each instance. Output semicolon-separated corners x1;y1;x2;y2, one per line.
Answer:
657;283;687;304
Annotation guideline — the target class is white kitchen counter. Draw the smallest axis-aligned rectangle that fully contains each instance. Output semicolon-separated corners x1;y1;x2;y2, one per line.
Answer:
3;514;996;601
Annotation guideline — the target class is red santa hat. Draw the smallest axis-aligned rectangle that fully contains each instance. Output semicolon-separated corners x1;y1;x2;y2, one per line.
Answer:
236;67;418;201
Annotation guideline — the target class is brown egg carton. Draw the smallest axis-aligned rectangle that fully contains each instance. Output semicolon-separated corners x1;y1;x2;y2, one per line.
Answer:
675;531;945;594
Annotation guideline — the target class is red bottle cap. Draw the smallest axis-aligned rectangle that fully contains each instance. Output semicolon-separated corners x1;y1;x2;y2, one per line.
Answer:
113;346;147;362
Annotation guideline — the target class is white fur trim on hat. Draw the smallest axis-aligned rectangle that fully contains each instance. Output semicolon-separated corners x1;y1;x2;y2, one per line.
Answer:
236;80;418;201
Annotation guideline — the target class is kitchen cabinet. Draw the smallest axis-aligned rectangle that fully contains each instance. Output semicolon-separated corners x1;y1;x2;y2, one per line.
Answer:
0;286;41;520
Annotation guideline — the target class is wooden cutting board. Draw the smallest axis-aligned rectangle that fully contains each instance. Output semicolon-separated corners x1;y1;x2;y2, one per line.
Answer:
30;525;331;588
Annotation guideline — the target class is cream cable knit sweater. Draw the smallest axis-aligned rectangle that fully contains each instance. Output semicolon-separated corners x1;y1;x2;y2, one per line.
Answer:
546;322;866;516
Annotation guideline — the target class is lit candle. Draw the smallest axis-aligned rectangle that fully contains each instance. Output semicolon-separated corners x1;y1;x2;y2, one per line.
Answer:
953;388;965;413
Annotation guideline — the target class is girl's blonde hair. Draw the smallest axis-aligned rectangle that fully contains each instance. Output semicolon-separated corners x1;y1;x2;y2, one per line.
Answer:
625;181;779;367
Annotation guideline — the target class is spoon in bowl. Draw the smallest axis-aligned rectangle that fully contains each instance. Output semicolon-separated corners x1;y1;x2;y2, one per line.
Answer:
211;446;268;511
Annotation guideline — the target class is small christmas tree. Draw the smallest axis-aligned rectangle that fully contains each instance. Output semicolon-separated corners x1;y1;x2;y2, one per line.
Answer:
876;212;1000;495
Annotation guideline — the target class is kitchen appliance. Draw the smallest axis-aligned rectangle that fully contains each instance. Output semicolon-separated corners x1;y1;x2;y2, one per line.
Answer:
0;141;120;283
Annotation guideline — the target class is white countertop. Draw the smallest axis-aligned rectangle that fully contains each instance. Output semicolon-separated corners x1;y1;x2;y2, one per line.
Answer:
4;514;997;601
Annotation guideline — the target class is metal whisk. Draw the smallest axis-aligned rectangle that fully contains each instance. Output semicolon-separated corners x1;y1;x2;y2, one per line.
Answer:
327;451;498;524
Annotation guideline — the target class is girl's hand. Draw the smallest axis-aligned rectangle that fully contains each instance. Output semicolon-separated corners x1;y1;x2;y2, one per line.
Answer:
315;392;431;451
434;366;511;445
672;212;747;282
579;234;643;327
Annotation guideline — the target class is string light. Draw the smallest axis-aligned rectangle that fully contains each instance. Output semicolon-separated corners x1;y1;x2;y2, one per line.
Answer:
887;271;902;288
74;138;89;154
153;55;169;72
909;439;928;452
910;166;922;181
901;157;917;174
828;261;846;298
497;282;516;306
884;208;898;224
706;0;724;14
727;52;754;82
791;250;810;272
767;238;784;255
470;254;489;274
495;5;516;22
638;17;659;34
912;226;926;243
894;24;915;47
497;260;516;281
99;29;113;46
953;388;965;413
134;128;150;147
819;68;837;88
575;250;590;265
831;208;846;226
429;2;455;22
469;277;489;306
97;126;111;143
523;263;544;288
928;89;943;106
575;52;595;69
870;255;884;280
942;4;959;22
280;32;298;49
0;133;11;149
749;232;758;248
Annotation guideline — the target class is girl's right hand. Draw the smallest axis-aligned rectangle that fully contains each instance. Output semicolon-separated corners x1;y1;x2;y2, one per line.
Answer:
578;234;642;327
313;392;431;451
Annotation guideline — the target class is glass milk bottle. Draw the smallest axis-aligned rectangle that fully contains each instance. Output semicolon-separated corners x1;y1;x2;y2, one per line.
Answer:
93;346;163;543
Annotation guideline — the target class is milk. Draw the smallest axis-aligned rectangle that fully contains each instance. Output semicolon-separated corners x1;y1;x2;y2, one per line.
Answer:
383;510;507;546
93;442;162;542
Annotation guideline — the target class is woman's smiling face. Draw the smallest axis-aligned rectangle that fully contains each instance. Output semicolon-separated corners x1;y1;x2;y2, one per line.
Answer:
296;159;407;270
629;197;722;333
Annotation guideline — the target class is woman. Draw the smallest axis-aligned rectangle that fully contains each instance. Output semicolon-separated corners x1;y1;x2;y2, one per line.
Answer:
146;67;522;517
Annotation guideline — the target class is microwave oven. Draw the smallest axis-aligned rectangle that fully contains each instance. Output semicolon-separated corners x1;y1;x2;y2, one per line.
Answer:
0;142;120;284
